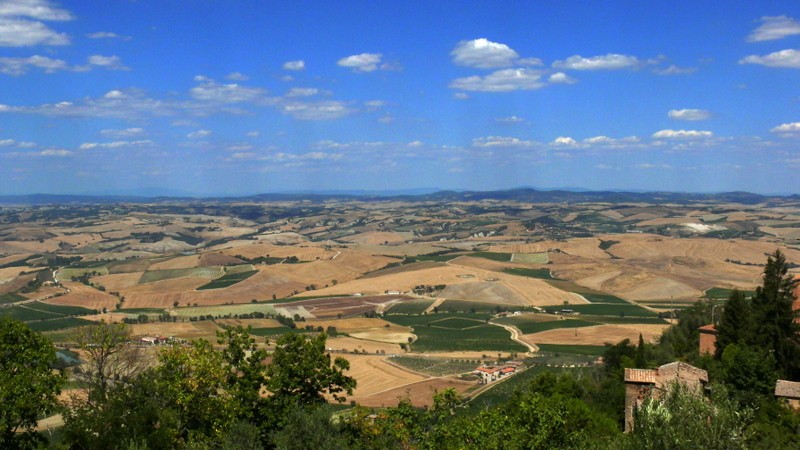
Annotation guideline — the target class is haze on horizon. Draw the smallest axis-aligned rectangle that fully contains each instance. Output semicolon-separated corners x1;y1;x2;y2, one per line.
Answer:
0;0;799;196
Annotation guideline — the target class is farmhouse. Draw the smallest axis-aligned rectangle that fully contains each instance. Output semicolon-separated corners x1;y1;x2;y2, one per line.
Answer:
775;380;800;410
474;364;517;384
623;361;708;432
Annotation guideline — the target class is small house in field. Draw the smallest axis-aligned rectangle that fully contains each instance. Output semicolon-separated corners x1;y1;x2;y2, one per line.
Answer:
775;380;800;410
474;364;517;384
623;361;708;432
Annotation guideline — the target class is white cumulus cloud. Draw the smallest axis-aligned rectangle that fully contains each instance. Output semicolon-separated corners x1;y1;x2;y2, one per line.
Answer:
552;53;643;70
668;109;711;121
548;72;577;84
282;60;305;71
86;31;131;41
337;53;384;72
0;54;68;75
770;122;800;136
652;129;713;139
654;64;697;75
747;15;800;42
449;68;544;92
88;54;128;70
739;49;800;68
451;38;520;68
100;128;145;138
285;87;319;97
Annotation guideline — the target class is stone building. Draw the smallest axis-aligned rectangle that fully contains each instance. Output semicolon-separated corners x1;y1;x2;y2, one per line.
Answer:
623;361;708;432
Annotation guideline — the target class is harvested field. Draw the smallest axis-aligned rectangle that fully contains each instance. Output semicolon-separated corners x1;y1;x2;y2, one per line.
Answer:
340;355;427;403
326;336;404;354
199;252;243;267
353;375;477;408
128;321;222;340
215;318;284;329
0;266;29;284
341;231;412;245
310;265;576;306
43;282;119;311
510;253;548;264
520;323;666;347
148;255;201;270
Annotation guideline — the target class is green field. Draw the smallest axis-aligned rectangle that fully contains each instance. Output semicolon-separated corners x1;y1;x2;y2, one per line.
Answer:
196;270;258;290
390;356;480;376
702;287;756;299
248;326;313;337
27;317;95;332
386;299;434;314
172;303;277;318
26;301;96;316
58;266;110;279
386;312;491;327
496;318;598;335
469;252;513;262
0;292;26;305
1;305;62;322
535;344;607;356
438;299;501;313
429;317;487;329
502;267;555;280
587;316;667;325
0;301;97;323
510;252;548;264
553;303;658;318
385;313;523;352
580;293;630;304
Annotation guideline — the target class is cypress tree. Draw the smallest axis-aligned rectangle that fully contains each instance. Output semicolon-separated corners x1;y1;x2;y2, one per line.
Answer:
715;289;753;358
750;250;800;379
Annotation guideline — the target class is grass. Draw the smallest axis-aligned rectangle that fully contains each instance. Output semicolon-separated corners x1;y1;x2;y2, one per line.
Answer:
503;267;555;280
580;293;630;304
119;307;168;314
410;324;526;352
1;305;63;322
390;356;480;376
0;292;26;305
429;317;487;329
26;301;96;316
510;253;548;264
438;299;501;313
196;270;258;290
386;313;492;327
588;316;668;325
386;313;522;352
27;317;95;332
496;318;598;335
535;344;606;356
248;326;313;337
550;303;658;318
702;287;756;299
386;299;434;314
172;303;277;318
469;252;513;262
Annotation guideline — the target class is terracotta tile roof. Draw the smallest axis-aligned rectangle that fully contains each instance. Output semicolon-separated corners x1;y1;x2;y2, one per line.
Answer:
698;324;717;333
775;380;800;399
624;368;658;384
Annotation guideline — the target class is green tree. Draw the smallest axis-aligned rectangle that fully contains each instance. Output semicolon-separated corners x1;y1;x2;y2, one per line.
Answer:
635;333;647;367
750;250;799;379
715;289;753;358
624;382;751;450
266;333;356;406
719;343;777;406
0;317;64;449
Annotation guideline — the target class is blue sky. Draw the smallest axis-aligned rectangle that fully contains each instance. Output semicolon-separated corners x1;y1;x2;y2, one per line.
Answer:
1;0;799;196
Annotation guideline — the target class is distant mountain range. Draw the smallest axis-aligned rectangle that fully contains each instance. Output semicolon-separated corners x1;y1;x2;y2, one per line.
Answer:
0;188;797;206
